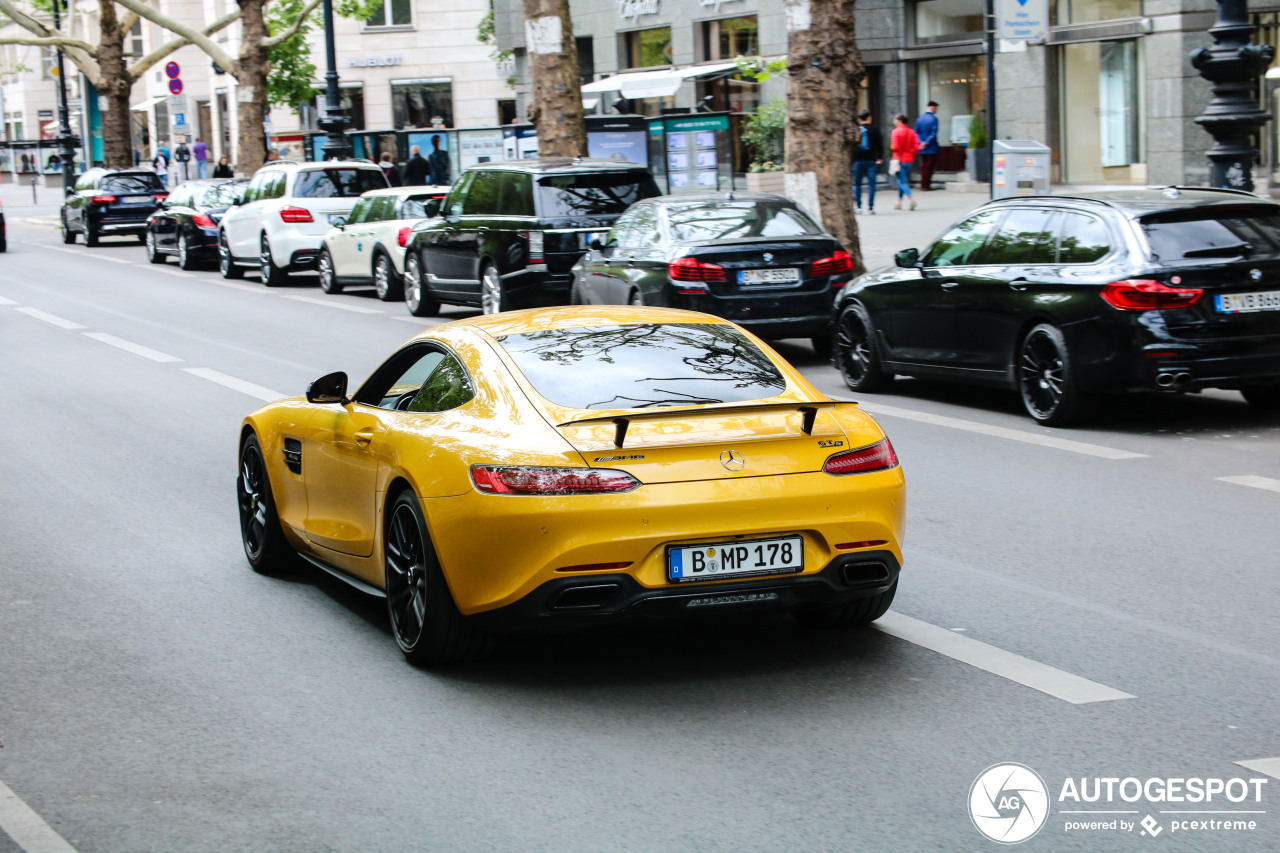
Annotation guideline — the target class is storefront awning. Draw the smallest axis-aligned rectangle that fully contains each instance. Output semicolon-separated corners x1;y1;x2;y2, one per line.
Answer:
130;96;165;112
581;62;741;99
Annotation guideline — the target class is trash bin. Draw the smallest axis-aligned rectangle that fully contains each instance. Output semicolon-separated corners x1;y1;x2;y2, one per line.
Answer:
992;140;1051;199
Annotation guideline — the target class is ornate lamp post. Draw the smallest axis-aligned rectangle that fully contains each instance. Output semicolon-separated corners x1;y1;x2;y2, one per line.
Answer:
50;0;80;189
1191;0;1275;192
317;0;351;160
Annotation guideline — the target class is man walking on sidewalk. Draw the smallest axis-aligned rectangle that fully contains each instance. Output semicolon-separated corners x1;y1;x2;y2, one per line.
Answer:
915;101;940;191
853;110;883;215
193;138;208;179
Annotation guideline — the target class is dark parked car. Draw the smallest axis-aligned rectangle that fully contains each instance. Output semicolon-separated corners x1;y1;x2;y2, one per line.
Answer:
571;192;853;353
61;169;167;246
145;179;247;269
402;158;660;316
834;188;1280;425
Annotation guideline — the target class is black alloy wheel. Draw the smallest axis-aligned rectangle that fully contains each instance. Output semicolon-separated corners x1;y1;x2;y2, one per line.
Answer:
219;231;244;279
795;581;898;629
835;303;892;392
317;248;342;294
61;213;76;244
260;236;288;287
1018;323;1095;426
237;434;292;575
1241;384;1280;412
85;223;100;247
145;229;166;264
404;255;440;317
177;233;198;270
384;489;491;665
628;289;644;307
374;252;403;301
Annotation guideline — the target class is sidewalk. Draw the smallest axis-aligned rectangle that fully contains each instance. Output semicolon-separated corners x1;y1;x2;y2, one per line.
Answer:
852;185;985;272
0;175;67;225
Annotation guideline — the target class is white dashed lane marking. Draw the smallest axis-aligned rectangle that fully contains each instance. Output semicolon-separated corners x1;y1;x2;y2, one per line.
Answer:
97;256;133;264
1236;757;1280;779
13;307;87;330
182;367;283;402
0;777;78;853
1217;475;1280;494
83;332;182;363
279;294;384;314
0;295;18;305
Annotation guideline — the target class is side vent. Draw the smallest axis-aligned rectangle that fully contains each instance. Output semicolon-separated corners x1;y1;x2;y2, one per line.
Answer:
283;438;302;474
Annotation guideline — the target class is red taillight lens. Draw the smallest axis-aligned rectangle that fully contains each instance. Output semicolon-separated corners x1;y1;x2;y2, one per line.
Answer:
153;193;169;201
668;256;726;282
91;194;116;204
822;439;899;475
810;249;854;278
470;466;641;495
192;212;216;228
1101;279;1202;310
397;226;413;247
279;205;314;223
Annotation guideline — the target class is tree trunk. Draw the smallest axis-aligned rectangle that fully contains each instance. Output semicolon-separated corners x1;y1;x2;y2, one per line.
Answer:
784;0;865;273
234;0;270;173
97;0;133;169
521;0;586;157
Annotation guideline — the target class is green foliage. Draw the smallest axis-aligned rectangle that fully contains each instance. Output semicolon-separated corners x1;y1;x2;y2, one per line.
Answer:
742;96;785;170
735;55;787;83
968;112;988;149
266;0;318;109
477;3;514;65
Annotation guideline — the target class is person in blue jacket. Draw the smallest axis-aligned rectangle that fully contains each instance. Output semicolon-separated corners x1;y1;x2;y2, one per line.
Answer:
915;101;940;191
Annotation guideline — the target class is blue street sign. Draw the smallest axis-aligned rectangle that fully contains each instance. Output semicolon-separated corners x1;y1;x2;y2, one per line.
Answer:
174;114;186;126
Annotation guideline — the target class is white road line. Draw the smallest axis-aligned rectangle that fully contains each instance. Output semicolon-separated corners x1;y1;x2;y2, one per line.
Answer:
150;267;197;278
1217;475;1280;494
13;307;87;330
1236;757;1280;779
856;402;1147;460
0;295;18;305
182;367;283;402
0;777;78;853
875;611;1135;704
97;256;133;264
209;280;269;293
280;294;383;314
44;246;81;255
83;332;182;363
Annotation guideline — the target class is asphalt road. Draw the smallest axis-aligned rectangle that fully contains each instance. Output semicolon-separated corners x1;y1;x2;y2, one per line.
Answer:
1;220;1278;853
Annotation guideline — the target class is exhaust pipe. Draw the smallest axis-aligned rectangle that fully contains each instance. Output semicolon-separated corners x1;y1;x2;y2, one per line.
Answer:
1173;372;1193;387
1156;372;1177;388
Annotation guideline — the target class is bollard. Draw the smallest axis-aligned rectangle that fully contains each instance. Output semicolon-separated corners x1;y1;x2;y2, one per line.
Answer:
30;175;37;204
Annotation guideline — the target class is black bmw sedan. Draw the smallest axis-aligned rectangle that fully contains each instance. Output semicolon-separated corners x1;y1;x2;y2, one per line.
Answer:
145;179;246;269
571;192;854;353
834;188;1280;425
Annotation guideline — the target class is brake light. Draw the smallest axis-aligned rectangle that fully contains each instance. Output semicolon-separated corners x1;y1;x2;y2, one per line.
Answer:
1101;279;1202;310
470;465;640;494
398;226;412;247
192;212;216;228
279;205;314;223
91;194;116;204
822;439;899;475
153;193;169;201
668;256;726;282
521;231;544;264
810;249;853;278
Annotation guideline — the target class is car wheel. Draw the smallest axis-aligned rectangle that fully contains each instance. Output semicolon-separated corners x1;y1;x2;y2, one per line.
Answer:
177;233;199;270
384;488;493;665
629;289;644;306
1018;323;1096;426
85;224;100;247
219;231;244;279
811;333;834;358
317;248;343;294
61;213;76;244
260;236;288;287
480;263;503;314
1241;383;1280;412
795;581;897;629
136;232;147;244
237;433;294;576
404;255;440;317
145;229;166;264
374;252;403;301
835;302;893;392
569;280;584;305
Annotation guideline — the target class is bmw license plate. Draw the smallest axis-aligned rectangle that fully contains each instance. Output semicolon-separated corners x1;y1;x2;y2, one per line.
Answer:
124;196;150;204
1216;290;1280;313
740;268;800;285
668;535;803;583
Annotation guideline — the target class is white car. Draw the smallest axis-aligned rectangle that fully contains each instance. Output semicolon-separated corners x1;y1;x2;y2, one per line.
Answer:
317;185;449;301
218;160;388;286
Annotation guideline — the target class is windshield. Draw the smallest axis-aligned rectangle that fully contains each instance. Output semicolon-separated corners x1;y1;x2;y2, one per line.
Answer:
101;175;162;194
496;323;788;411
201;183;243;208
667;202;824;242
536;171;660;218
294;168;388;199
1141;207;1280;260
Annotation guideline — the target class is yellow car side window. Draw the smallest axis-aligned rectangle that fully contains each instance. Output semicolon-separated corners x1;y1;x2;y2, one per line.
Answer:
409;356;474;413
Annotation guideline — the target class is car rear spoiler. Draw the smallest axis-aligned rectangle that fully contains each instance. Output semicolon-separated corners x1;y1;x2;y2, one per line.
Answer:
558;401;852;448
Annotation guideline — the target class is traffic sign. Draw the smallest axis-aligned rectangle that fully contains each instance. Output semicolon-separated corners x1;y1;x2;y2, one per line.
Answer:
174;114;186;126
167;94;188;114
997;0;1047;40
165;61;181;79
168;78;183;95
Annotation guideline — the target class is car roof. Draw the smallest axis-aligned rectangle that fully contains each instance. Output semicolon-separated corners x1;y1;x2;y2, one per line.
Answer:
254;160;383;174
420;306;731;341
93;169;159;178
360;185;451;198
986;187;1276;218
467;157;652;175
650;191;793;206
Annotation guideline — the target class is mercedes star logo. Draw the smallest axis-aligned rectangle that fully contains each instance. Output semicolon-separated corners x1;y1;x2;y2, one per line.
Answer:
719;450;746;471
763;252;774;263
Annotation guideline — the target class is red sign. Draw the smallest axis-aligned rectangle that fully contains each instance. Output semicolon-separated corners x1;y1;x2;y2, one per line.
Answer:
168;78;183;95
165;61;180;79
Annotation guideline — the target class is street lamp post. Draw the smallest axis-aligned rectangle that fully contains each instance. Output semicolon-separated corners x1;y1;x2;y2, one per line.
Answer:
50;0;80;191
1191;0;1274;192
316;0;351;160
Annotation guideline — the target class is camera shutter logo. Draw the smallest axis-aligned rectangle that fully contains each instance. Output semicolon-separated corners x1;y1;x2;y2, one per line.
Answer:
969;763;1050;844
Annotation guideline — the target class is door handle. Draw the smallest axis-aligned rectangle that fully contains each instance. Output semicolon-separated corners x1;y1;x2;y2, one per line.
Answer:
1009;277;1028;292
476;226;488;233
940;280;959;290
353;428;374;446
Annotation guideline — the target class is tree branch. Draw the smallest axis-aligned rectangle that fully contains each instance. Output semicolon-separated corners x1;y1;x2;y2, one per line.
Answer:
126;9;241;79
261;0;323;48
119;10;139;32
112;0;238;71
0;36;98;53
0;0;100;77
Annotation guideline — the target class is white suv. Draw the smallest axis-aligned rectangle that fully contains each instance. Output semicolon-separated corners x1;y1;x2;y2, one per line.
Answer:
218;160;387;286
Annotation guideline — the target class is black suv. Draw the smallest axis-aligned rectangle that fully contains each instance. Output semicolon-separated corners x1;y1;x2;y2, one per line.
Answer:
61;169;167;246
401;158;660;316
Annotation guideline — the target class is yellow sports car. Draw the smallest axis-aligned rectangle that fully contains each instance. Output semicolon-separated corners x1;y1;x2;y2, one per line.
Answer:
237;306;905;664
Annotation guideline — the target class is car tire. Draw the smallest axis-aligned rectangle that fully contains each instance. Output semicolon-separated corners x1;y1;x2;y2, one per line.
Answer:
835;302;893;392
569;280;583;305
795;581;897;629
85;224;100;247
176;233;199;270
1017;323;1096;426
1241;383;1280;412
136;232;147;244
145;229;166;264
373;252;403;301
480;262;503;314
61;214;76;244
317;248;343;294
259;236;289;287
629;289;644;307
811;333;834;358
219;231;244;279
404;254;440;317
237;433;294;576
384;488;493;666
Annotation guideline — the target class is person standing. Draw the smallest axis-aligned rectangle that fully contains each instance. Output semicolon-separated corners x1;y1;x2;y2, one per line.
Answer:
213;155;233;178
890;113;919;211
379;151;402;187
915;101;940;191
174;140;191;184
152;147;170;189
192;137;209;179
403;145;429;185
427;135;450;185
852;110;884;215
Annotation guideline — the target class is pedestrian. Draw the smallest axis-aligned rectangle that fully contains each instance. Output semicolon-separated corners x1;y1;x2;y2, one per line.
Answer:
427;135;450;185
20;153;30;173
379;151;402;187
890;113;919;211
853;109;884;215
133;148;141;167
267;148;280;162
403;144;429;185
213;155;233;178
915;101;940;191
193;137;209;179
174;140;191;184
152;147;170;189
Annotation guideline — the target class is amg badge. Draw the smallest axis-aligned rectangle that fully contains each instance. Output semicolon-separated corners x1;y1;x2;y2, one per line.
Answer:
594;454;645;462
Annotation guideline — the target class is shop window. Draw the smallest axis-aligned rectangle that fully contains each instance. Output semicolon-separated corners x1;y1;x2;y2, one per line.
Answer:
498;99;518;125
696;75;762;114
304;84;365;131
917;56;986;146
628;97;676;117
914;0;983;44
1052;0;1140;26
622;27;672;69
1057;39;1140;182
392;80;453;129
577;37;595;84
699;16;759;61
365;0;411;28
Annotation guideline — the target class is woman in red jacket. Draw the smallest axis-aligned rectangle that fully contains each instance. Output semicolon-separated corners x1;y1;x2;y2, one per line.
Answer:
890;113;920;210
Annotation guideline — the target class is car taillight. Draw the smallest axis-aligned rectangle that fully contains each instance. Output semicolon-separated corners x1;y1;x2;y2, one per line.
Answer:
153;193;169;201
279;205;314;223
521;231;544;264
470;465;640;495
192;212;216;228
810;249;853;278
822;439;899;475
1101;279;1202;310
668;256;726;282
397;226;413;247
91;195;116;204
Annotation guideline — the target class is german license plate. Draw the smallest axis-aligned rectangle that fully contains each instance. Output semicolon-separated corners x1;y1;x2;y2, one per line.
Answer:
668;535;803;583
1217;290;1280;313
124;196;150;204
740;268;800;285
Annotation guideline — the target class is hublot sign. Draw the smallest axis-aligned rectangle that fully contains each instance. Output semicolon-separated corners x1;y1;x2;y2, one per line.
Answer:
348;56;403;68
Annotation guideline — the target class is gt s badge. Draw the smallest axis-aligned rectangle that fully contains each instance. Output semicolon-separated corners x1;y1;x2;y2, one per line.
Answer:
818;439;844;448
